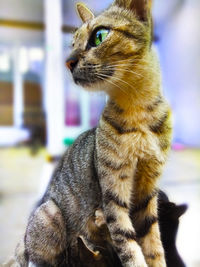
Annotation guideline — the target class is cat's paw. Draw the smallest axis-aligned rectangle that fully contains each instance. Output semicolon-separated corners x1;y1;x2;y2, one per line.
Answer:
78;236;101;261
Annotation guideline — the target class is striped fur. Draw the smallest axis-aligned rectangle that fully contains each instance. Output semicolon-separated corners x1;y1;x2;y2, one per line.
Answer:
12;0;172;266
25;200;67;265
71;0;172;266
8;192;186;267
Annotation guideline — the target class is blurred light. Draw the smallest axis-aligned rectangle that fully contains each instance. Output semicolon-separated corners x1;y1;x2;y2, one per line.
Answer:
0;52;10;72
29;47;44;62
19;47;29;73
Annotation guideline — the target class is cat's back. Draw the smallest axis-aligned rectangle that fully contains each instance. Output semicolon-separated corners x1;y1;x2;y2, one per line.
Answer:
43;128;102;233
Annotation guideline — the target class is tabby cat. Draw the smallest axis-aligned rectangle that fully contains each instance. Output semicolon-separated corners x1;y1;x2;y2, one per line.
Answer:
7;194;187;267
13;0;173;266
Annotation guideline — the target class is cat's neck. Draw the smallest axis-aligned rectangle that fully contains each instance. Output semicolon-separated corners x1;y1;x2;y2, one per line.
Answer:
106;51;162;115
105;77;163;121
103;94;164;130
103;67;167;130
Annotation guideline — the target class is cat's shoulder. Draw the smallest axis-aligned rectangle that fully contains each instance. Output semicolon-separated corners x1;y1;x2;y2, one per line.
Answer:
70;127;96;149
61;127;97;162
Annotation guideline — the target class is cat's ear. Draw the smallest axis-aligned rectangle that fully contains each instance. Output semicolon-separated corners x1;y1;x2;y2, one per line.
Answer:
114;0;152;21
76;2;95;23
173;204;188;219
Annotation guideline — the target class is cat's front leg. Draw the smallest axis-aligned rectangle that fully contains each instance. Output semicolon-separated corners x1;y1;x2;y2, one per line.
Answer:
100;177;147;267
132;158;166;267
97;148;147;266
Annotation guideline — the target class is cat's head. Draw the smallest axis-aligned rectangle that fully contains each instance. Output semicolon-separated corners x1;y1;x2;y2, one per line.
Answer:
66;0;154;97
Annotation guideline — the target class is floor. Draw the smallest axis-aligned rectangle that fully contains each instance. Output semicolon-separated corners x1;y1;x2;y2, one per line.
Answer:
0;147;200;266
161;149;200;267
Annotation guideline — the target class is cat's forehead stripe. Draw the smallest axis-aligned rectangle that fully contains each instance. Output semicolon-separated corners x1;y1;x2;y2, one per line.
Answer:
74;24;90;48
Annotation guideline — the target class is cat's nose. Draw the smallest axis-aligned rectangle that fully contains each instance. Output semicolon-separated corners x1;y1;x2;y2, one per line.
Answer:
66;56;79;72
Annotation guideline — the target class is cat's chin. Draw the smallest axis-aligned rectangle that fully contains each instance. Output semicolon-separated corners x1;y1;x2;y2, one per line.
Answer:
80;84;104;93
74;78;95;87
75;78;105;92
75;80;95;91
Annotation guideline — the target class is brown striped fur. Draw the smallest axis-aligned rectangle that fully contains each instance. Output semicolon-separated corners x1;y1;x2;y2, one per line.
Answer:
12;0;172;266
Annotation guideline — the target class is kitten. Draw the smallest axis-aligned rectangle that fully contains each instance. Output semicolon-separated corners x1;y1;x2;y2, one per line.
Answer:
13;0;173;266
158;191;187;267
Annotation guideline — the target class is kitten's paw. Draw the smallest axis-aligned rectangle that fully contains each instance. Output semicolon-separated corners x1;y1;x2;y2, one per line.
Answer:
95;209;105;227
78;236;101;261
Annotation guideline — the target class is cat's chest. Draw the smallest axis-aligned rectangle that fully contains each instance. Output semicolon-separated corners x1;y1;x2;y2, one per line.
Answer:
119;129;163;161
97;117;166;164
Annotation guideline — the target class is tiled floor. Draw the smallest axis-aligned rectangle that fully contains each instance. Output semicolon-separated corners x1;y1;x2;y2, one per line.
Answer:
0;147;47;265
0;147;200;266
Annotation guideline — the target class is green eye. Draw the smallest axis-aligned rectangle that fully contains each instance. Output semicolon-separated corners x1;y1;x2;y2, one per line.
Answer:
89;28;109;47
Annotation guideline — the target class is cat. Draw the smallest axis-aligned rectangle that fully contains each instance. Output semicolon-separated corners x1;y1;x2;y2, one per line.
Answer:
12;0;173;266
158;191;187;267
7;191;187;267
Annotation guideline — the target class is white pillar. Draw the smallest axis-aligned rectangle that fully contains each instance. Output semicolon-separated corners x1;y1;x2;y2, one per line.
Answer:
44;0;65;156
13;45;23;128
80;90;90;131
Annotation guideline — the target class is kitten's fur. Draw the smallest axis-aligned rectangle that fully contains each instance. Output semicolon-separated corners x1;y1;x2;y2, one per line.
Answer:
158;191;187;267
13;0;173;266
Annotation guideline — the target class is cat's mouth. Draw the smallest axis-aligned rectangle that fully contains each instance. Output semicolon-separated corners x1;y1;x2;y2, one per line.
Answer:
72;66;115;88
73;74;102;87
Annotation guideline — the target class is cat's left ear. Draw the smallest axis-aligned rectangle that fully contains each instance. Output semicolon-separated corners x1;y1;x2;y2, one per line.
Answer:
76;2;95;23
114;0;152;22
173;204;188;219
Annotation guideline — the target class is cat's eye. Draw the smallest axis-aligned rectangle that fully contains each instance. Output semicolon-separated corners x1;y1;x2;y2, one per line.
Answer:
89;28;110;47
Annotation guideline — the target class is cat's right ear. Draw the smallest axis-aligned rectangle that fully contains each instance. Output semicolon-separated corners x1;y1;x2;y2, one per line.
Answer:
76;2;95;23
114;0;152;22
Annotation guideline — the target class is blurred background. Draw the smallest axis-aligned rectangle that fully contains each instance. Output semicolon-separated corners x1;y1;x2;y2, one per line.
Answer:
0;0;200;266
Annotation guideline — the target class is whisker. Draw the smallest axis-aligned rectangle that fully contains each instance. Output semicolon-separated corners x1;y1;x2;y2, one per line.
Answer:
104;57;151;65
100;62;155;71
79;57;153;74
78;59;138;69
101;67;144;78
98;73;133;90
78;57;152;71
79;63;131;70
87;62;155;74
96;74;129;97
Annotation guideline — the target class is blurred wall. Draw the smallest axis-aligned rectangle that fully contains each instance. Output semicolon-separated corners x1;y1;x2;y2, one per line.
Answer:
154;0;200;146
0;0;200;149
